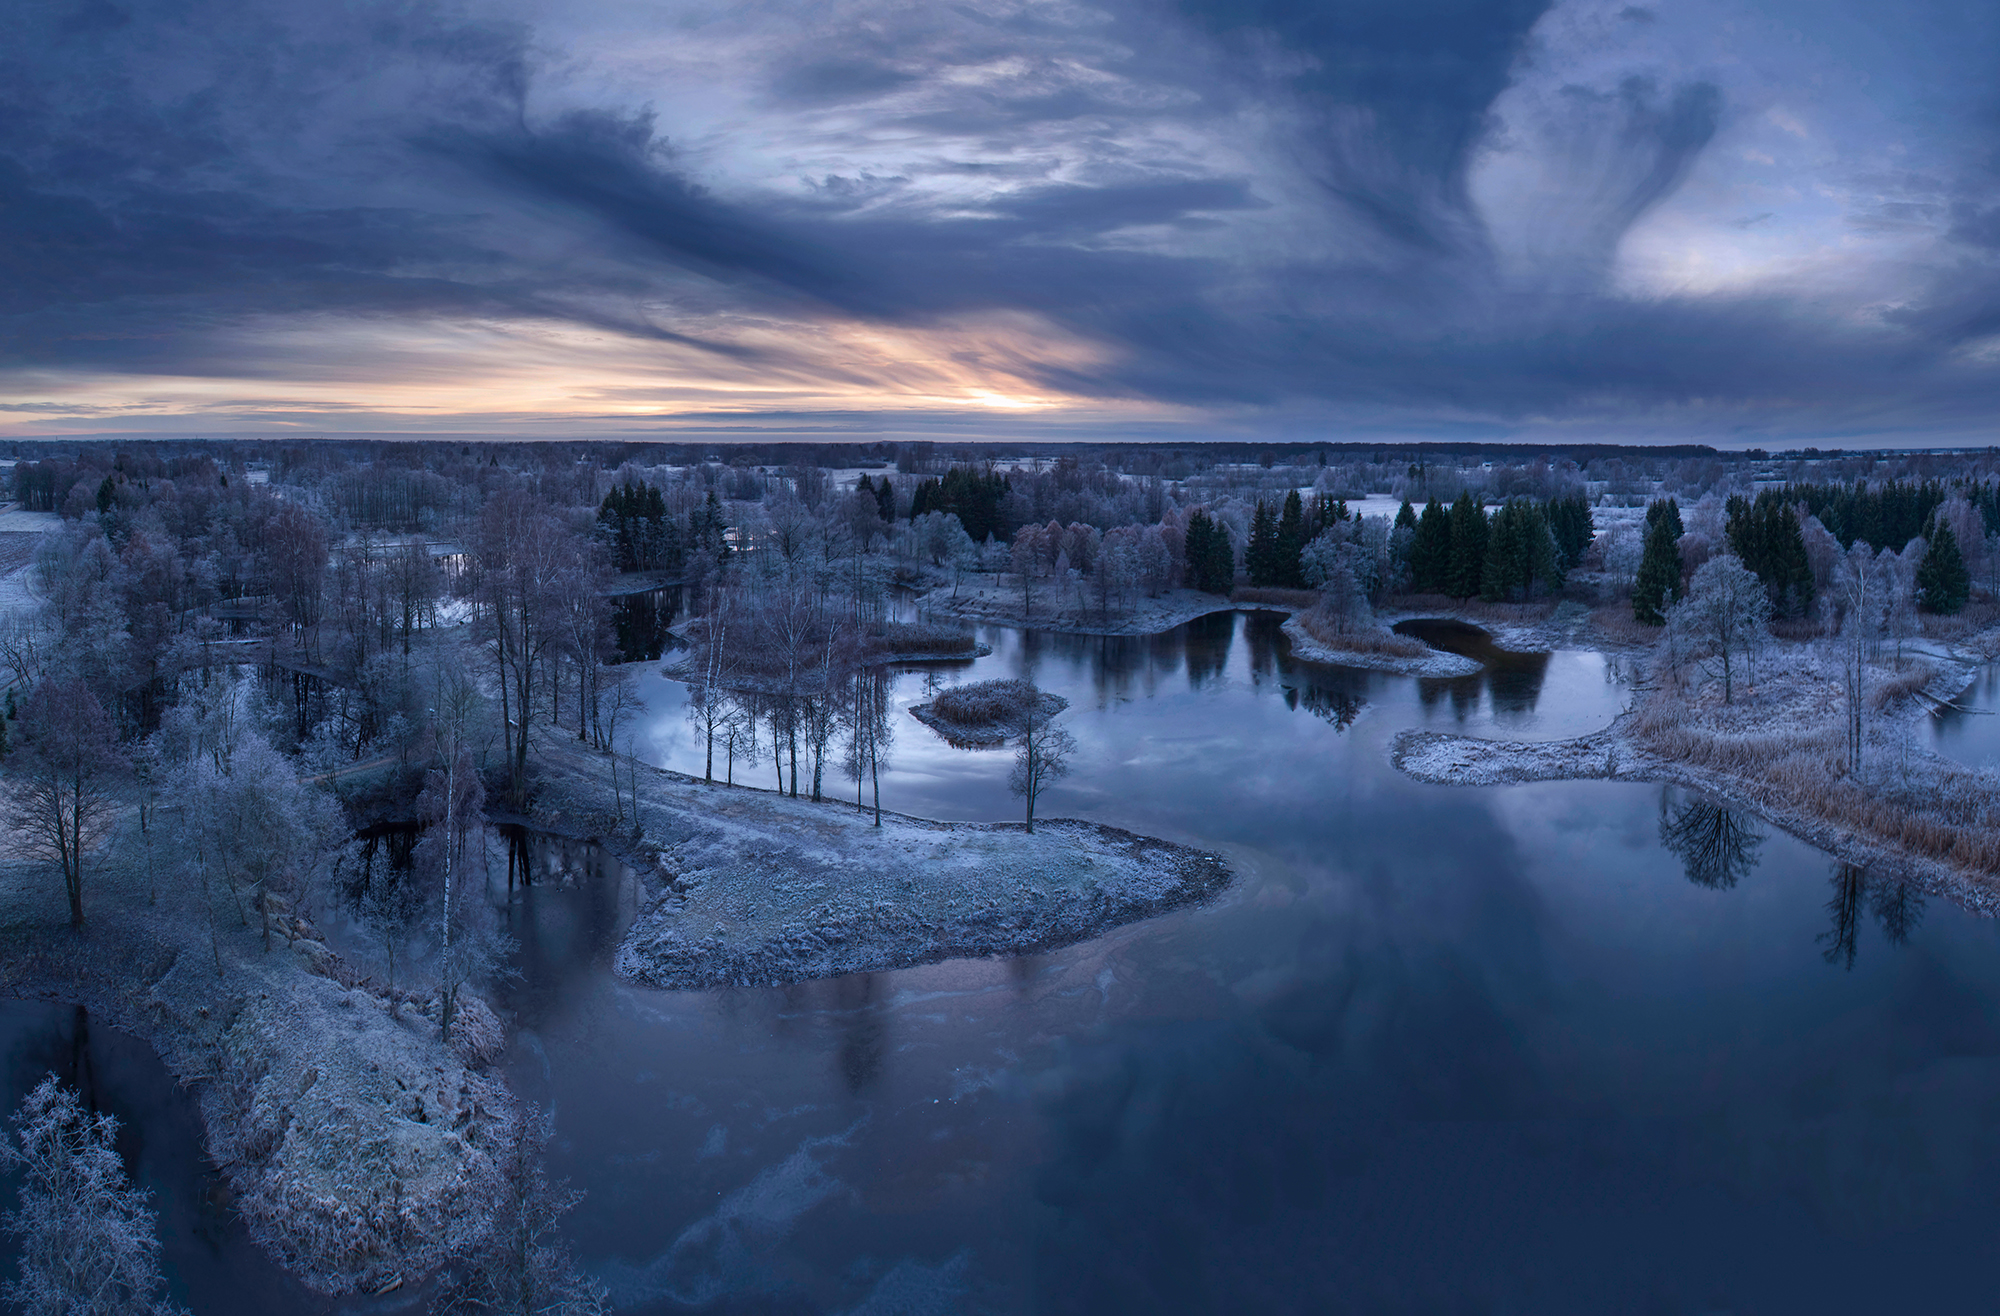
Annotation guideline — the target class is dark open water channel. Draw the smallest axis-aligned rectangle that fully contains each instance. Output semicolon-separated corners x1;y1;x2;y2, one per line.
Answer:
12;612;2000;1312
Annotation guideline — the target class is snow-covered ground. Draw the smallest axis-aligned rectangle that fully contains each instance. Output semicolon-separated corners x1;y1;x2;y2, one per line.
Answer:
525;745;1231;990
1392;641;2000;908
0;508;58;532
0;506;53;633
1279;617;1482;677
0;811;517;1296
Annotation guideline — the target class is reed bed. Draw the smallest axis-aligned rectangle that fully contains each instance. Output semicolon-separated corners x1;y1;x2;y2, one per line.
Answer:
1292;608;1432;658
867;620;979;655
1229;586;1321;609
1631;676;2000;876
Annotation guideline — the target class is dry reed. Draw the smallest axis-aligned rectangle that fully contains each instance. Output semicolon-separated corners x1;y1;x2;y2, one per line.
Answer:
1230;586;1321;608
1631;684;2000;875
1293;609;1431;658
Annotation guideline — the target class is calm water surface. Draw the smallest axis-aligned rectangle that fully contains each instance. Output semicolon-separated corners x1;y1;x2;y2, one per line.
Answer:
1933;663;2000;769
0;1003;328;1313
497;613;2000;1314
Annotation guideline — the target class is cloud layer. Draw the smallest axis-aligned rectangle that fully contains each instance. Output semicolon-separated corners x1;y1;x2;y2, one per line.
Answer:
6;0;2000;443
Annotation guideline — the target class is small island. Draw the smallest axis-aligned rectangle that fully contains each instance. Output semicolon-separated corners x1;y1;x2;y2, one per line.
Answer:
909;676;1070;747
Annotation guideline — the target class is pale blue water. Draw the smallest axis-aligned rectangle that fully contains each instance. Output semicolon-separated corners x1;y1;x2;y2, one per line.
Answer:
1933;663;2000;770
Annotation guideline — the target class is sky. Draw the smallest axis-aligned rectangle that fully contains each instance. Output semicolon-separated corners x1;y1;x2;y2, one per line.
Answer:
4;0;2000;447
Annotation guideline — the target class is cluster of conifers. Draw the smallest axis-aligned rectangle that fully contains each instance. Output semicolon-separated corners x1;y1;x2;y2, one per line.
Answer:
1398;492;1595;603
1633;481;1977;625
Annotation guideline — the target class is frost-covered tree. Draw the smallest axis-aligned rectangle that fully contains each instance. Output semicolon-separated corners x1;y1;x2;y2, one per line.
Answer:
1838;544;1886;773
1665;554;1770;704
433;1114;607;1316
1009;699;1075;835
2;1075;183;1316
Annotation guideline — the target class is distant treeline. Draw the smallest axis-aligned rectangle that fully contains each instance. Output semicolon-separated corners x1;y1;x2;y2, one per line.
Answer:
1778;479;2000;551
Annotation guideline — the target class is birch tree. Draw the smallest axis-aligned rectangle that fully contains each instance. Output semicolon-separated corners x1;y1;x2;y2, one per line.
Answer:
1839;544;1885;773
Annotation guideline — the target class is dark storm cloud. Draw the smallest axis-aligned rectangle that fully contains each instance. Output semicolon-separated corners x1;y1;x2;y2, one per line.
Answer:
9;0;2000;437
1169;0;1552;251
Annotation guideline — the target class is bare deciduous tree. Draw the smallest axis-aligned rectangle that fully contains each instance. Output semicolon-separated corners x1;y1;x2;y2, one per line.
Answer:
1009;697;1075;834
6;679;122;929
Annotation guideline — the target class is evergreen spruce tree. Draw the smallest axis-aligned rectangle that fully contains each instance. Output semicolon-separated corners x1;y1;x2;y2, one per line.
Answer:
1645;496;1684;541
1186;511;1235;594
1275;490;1306;588
1916;519;1971;614
1480;503;1518;602
1446;493;1488;599
874;474;896;522
1411;500;1452;594
1395;499;1418;532
1243;501;1269;585
1545;493;1595;572
1479;499;1558;602
1633;519;1682;624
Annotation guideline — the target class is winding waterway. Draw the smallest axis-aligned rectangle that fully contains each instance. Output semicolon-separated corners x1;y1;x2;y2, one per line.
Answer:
16;614;2000;1312
502;612;2000;1313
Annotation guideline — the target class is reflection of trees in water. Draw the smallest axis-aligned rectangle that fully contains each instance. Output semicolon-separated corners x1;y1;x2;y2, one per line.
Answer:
1285;684;1364;731
1413;649;1553;722
1871;878;1924;947
1819;864;1925;970
1242;611;1281;683
1486;650;1551;717
1821;865;1868;971
612;585;679;663
1183;612;1235;689
1657;791;1764;890
833;972;887;1093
